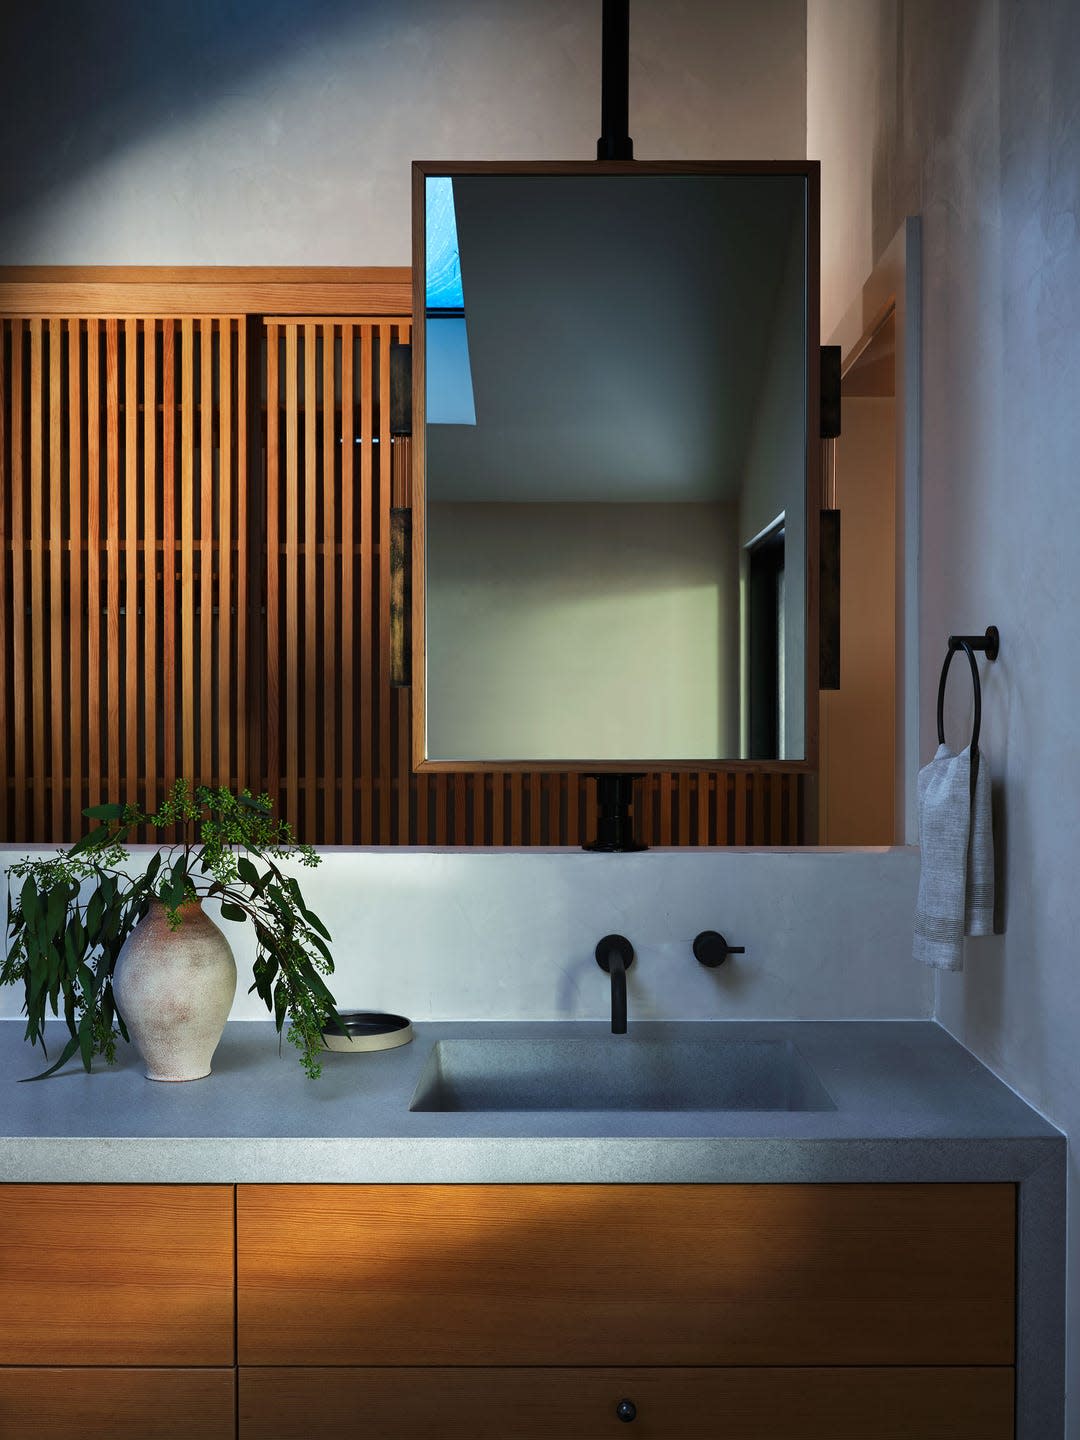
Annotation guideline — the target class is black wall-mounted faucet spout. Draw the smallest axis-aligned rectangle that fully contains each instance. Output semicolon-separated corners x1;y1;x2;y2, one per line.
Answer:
595;934;635;1034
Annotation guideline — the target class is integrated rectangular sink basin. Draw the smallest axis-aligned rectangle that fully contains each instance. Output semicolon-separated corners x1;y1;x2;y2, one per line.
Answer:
409;1039;835;1113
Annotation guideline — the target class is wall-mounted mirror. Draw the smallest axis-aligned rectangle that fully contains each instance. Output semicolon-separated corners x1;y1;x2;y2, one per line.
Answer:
412;161;820;771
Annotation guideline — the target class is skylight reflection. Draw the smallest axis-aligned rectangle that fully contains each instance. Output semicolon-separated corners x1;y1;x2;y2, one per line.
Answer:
426;176;464;311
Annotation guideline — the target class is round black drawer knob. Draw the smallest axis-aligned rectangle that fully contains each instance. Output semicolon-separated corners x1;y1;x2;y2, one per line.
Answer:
616;1398;637;1423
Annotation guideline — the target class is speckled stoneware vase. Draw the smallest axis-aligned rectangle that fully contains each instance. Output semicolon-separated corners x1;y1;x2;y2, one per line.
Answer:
113;900;237;1081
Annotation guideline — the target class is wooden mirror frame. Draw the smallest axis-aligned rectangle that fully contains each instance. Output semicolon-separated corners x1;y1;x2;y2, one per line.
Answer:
411;159;820;775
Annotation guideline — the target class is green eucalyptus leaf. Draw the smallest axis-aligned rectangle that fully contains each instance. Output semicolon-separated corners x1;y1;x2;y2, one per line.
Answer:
21;1032;82;1083
84;802;125;821
307;931;334;966
164;859;188;910
219;901;247;924
236;856;260;887
20;877;40;926
291;953;338;1011
272;980;289;1032
78;1012;95;1072
86;889;105;944
304;909;331;942
45;884;68;941
70;825;110;855
145;852;163;886
63;929;79;980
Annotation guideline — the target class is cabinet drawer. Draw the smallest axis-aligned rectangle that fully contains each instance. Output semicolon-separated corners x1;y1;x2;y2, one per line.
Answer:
240;1365;1014;1439
0;1185;234;1365
0;1368;235;1439
237;1183;1014;1366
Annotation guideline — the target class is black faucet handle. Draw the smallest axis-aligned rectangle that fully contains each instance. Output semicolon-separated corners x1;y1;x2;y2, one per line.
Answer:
595;934;634;971
692;930;745;968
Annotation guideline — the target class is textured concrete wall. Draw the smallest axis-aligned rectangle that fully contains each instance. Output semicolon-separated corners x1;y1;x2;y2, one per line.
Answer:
0;0;806;263
809;2;1080;1430
1;846;927;1024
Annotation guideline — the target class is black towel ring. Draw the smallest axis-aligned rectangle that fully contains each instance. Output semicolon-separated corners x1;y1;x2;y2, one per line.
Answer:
936;626;999;788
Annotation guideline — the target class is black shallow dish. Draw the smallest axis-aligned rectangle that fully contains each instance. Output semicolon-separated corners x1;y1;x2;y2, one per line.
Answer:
321;1011;413;1053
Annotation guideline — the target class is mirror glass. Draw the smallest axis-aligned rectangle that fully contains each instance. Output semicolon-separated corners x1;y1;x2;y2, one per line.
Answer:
419;166;811;765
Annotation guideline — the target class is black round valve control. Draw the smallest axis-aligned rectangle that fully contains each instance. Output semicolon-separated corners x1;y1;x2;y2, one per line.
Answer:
616;1398;637;1422
692;930;746;968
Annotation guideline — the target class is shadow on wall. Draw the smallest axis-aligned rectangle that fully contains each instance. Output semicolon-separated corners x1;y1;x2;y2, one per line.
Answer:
0;0;366;224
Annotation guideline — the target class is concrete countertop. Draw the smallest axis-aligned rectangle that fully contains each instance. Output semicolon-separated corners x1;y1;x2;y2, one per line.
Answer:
0;1018;1062;1184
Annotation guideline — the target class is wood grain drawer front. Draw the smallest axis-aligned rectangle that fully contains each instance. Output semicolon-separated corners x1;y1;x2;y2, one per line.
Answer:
0;1185;235;1365
0;1369;235;1439
240;1366;1014;1439
237;1183;1015;1366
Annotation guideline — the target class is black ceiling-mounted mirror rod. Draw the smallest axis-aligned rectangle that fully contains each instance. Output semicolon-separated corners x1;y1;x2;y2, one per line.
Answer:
597;0;634;161
586;0;643;851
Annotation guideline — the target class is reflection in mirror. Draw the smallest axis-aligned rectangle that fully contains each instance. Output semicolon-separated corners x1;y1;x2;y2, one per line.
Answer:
421;169;810;765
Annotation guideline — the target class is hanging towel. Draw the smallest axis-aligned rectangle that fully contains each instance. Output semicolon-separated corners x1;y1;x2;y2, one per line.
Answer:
913;743;995;970
965;750;994;937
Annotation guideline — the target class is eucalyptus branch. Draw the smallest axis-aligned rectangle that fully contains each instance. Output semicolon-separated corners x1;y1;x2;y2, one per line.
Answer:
3;781;340;1080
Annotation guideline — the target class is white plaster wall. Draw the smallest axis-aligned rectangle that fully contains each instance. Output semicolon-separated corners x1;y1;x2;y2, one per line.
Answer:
808;2;1080;1429
0;847;927;1023
0;0;806;264
426;501;740;760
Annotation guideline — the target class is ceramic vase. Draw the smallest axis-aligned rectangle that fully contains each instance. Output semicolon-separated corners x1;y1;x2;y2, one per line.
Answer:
113;900;237;1081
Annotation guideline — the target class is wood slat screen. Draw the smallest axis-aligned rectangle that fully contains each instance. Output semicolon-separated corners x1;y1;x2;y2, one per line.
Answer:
1;314;249;840
0;291;805;846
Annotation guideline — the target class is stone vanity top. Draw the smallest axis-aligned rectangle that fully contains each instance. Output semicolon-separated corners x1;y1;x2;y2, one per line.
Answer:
0;1019;1062;1184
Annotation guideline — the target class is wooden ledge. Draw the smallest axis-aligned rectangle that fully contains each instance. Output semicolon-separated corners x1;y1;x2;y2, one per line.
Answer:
0;265;412;316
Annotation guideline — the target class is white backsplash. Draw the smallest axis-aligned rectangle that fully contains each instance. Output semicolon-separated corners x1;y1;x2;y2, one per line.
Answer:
1;847;926;1023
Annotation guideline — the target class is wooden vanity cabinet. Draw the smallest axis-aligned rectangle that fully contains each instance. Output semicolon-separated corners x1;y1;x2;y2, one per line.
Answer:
0;1185;235;1439
236;1183;1016;1438
0;1181;1017;1438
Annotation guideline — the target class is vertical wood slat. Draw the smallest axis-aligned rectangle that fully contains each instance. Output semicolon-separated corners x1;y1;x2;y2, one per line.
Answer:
48;320;64;837
10;322;26;836
85;320;101;816
180;317;195;781
29;320;45;836
322;323;336;841
199;317;214;785
284;324;299;828
303;323;317;838
104;319;120;809
264;322;280;817
235;319;249;796
0;325;8;838
378;323;392;842
359;325;374;844
340;325;355;843
218;320;232;793
124;317;139;809
262;326;279;817
143;319;157;818
161;319;177;800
